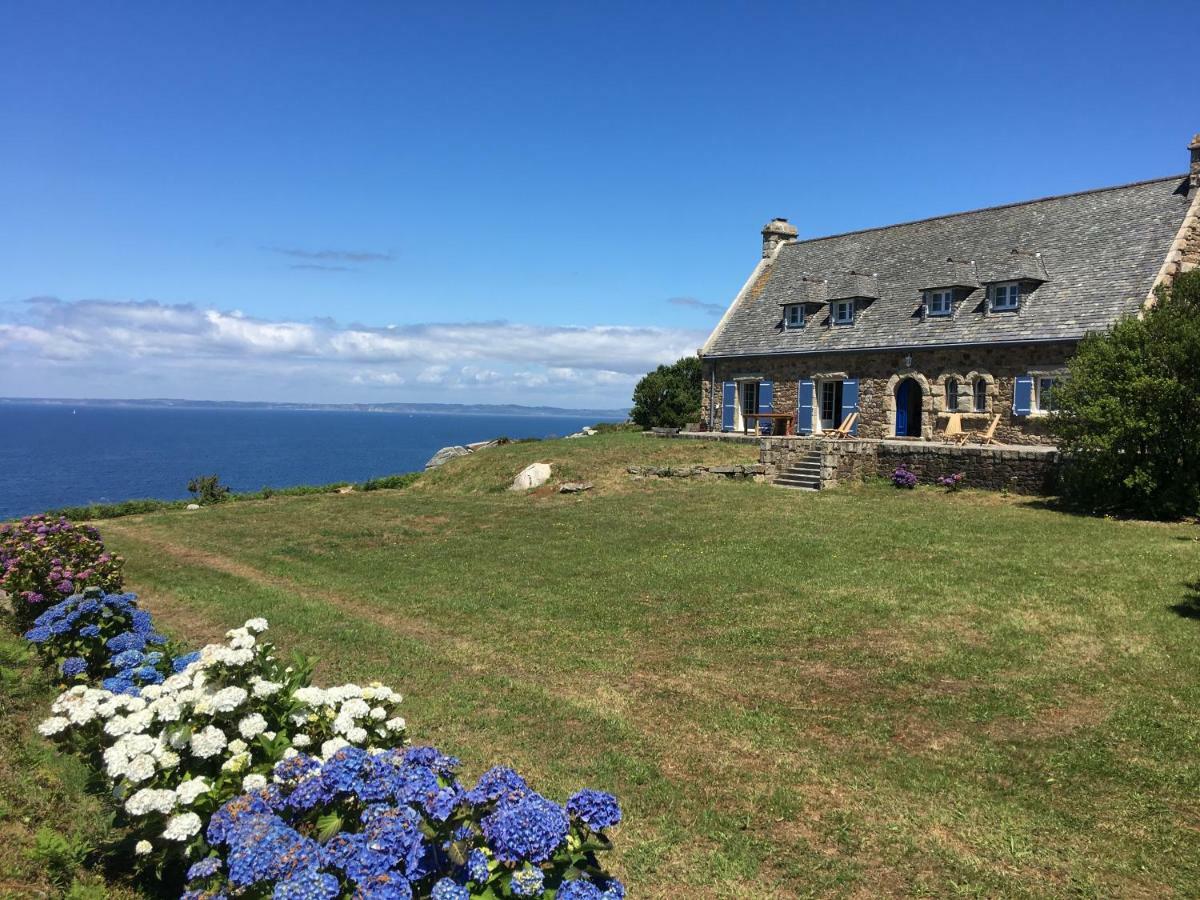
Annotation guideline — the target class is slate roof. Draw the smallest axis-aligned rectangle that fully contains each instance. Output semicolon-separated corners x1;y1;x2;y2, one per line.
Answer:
704;175;1193;358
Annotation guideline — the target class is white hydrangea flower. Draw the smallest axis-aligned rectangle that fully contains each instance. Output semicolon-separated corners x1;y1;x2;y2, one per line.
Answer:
221;751;251;773
210;686;248;713
282;747;299;760
292;733;312;748
238;713;267;740
345;726;368;744
251;677;283;698
292;686;326;706
38;716;70;736
190;725;227;759
176;777;211;805
244;617;268;633
162;812;202;841
320;737;349;759
134;840;153;855
163;674;191;692
126;754;157;783
151;698;182;722
242;773;268;792
228;738;248;755
157;749;181;770
140;684;163;701
262;731;276;741
126;788;177;816
369;706;387;721
385;717;406;733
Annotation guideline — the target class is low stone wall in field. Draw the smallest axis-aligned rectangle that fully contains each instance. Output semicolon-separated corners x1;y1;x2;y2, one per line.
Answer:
627;464;767;481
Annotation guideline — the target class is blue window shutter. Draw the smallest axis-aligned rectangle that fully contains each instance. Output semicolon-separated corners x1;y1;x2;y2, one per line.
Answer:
757;381;773;434
841;379;859;434
1013;375;1033;417
797;379;814;435
721;382;736;431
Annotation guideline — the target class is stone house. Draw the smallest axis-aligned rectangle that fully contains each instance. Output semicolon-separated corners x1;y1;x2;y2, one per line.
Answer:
699;134;1200;444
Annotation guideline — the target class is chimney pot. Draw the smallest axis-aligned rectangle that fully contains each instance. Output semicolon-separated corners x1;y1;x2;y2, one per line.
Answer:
761;217;799;258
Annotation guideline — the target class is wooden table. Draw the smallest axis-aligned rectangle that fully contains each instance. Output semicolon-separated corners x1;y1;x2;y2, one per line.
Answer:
742;412;794;436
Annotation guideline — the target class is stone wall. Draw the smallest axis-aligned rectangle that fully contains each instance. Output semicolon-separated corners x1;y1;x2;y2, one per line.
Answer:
702;342;1074;446
758;437;1060;495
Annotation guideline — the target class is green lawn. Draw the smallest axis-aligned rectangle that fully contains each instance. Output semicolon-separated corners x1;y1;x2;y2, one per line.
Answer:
32;432;1200;897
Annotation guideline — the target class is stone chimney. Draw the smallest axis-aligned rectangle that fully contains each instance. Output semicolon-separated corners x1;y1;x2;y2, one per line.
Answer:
761;217;798;258
1190;133;1200;189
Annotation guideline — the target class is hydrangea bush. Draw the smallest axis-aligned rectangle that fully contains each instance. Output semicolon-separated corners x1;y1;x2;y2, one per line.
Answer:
39;619;407;868
183;747;623;899
891;465;918;489
936;472;965;492
0;515;124;625
24;587;183;689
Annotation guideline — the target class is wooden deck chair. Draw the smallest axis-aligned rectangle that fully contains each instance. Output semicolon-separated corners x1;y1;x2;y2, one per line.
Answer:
942;413;967;445
829;411;858;439
968;414;1001;445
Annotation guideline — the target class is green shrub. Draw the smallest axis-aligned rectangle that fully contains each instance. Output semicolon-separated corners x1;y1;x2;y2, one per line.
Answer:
1052;270;1200;519
630;356;702;429
187;475;230;504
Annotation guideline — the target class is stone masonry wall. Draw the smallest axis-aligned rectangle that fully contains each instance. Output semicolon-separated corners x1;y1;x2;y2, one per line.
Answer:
759;437;1059;495
702;342;1075;446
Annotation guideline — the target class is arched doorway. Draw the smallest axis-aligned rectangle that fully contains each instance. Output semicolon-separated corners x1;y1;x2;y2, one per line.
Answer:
895;377;923;437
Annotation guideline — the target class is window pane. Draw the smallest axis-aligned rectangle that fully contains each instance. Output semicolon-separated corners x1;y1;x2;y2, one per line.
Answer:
974;380;987;411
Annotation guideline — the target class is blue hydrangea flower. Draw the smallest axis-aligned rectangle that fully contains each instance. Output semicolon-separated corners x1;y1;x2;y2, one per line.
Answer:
466;766;531;808
110;648;144;669
273;866;339;899
566;790;622;831
511;865;545;897
431;878;470;900
597;877;626;900
557;881;604;900
78;624;100;638
466;848;490;884
186;857;223;881
482;794;569;864
24;626;51;643
60;656;88;677
172;650;201;672
106;631;145;653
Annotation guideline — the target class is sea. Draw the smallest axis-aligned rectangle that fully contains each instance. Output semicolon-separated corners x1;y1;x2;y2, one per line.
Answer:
0;403;622;520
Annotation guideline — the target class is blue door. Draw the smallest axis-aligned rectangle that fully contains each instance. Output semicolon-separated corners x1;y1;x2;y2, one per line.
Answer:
895;380;910;436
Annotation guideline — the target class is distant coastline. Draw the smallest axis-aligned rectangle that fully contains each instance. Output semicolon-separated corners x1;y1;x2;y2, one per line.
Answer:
0;397;629;420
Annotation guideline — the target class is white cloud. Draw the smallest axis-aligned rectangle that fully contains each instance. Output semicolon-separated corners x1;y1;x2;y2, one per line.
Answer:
0;297;706;407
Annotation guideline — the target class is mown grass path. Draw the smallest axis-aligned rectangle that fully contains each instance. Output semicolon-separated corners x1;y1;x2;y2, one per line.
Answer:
98;434;1200;897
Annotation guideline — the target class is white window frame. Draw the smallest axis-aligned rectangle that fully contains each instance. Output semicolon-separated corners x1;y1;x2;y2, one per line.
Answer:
784;304;804;329
990;281;1020;312
926;289;953;317
1035;376;1061;413
831;300;855;325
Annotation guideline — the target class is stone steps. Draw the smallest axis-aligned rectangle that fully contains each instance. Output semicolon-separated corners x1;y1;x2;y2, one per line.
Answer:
772;451;824;491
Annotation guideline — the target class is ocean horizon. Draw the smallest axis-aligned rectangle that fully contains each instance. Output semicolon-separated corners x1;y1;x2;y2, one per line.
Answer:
0;402;623;519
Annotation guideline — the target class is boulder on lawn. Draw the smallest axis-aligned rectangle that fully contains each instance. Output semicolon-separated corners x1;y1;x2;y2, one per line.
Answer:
185;503;201;510
510;462;552;491
425;445;471;470
559;481;594;494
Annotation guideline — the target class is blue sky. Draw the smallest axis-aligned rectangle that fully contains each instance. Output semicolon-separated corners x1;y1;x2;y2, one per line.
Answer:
1;1;1195;406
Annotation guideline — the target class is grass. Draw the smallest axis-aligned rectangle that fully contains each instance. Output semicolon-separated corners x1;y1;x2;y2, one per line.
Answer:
9;430;1200;896
0;631;144;899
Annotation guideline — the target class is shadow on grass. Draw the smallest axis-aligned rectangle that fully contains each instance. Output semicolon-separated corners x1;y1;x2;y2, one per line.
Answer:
1168;581;1200;619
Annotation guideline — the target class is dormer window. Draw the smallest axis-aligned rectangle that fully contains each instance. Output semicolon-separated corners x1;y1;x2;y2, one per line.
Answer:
990;282;1021;311
926;289;953;317
784;304;804;329
832;300;855;325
